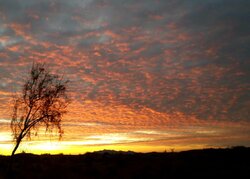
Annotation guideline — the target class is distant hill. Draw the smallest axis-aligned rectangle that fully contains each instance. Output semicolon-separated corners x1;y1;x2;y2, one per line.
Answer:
87;149;136;155
1;147;250;178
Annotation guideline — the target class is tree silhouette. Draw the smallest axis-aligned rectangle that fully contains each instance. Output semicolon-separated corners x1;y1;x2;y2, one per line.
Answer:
10;63;69;156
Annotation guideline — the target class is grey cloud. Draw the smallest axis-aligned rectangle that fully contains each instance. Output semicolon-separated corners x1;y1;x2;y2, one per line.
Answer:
0;0;249;122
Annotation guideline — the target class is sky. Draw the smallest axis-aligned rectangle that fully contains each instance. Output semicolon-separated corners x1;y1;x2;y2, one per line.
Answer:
0;0;250;155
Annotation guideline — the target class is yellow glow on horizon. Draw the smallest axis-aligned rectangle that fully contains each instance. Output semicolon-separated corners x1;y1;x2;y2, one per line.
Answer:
0;132;12;142
1;119;249;156
0;138;211;156
32;142;63;151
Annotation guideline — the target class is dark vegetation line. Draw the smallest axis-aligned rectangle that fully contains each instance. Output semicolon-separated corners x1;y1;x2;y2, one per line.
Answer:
1;147;250;178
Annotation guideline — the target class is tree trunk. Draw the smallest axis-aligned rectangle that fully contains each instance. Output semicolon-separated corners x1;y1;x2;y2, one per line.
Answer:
8;133;23;174
11;138;21;157
11;130;24;157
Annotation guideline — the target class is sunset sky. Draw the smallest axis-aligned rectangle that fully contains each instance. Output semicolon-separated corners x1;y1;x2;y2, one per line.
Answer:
0;0;250;155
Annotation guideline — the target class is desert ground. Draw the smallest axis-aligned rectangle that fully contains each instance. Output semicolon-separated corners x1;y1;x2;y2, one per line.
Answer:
0;147;249;179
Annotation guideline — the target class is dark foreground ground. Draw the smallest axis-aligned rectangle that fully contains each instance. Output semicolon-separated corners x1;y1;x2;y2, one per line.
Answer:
0;147;250;179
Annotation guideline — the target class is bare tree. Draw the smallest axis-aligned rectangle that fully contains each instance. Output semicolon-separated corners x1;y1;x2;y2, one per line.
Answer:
10;62;69;156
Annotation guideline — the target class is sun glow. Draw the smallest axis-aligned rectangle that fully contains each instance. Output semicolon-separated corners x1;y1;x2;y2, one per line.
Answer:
32;142;63;151
0;132;12;142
